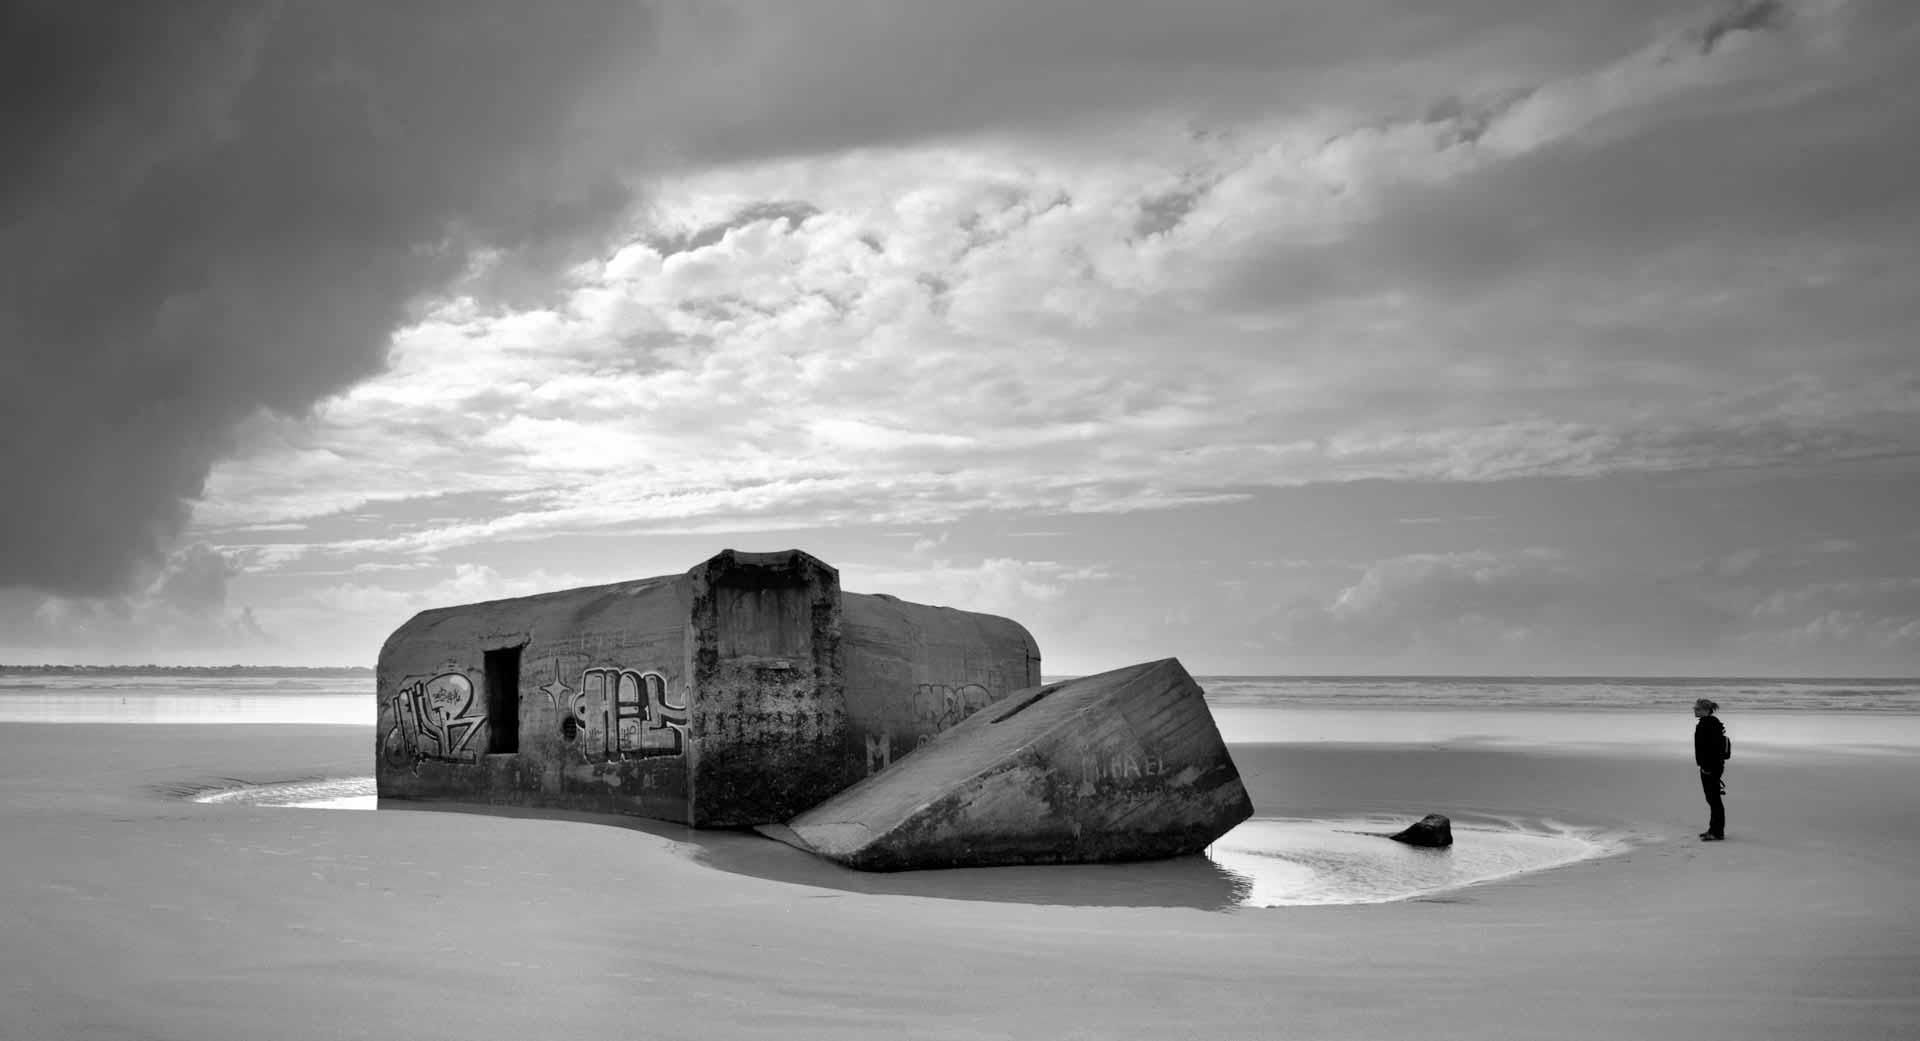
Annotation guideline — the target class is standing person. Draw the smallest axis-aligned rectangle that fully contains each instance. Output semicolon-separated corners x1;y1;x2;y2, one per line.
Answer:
1694;697;1728;841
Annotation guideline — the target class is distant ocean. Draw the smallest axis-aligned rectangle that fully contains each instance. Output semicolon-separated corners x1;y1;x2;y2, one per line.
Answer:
2;668;1916;748
1195;675;1920;713
0;667;374;726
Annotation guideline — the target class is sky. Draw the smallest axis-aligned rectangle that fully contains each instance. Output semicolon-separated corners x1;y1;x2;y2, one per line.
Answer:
2;0;1916;676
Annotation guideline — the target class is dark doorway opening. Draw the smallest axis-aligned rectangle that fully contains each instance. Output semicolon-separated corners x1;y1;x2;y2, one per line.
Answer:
485;646;522;754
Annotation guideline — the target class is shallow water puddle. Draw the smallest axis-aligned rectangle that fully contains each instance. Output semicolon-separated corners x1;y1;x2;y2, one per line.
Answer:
1206;817;1621;906
197;780;1622;907
196;776;378;810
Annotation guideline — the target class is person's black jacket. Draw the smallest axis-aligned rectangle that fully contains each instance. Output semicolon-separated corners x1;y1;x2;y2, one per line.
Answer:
1695;715;1727;771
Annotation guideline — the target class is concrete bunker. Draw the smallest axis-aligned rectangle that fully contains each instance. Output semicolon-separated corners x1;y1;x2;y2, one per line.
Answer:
376;548;1251;868
377;549;1040;827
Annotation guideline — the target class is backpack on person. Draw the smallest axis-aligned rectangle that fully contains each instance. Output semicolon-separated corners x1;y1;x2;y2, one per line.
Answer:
1722;728;1732;761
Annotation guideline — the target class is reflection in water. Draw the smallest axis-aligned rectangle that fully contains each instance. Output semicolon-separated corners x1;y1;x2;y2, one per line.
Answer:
195;779;1623;908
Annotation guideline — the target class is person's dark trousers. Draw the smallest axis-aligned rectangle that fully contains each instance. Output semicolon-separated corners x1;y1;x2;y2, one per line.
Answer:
1700;769;1726;837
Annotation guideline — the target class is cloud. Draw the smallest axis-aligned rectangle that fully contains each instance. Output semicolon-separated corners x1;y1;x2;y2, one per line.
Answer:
1184;1;1919;430
14;0;1919;673
34;2;1920;578
1;544;271;662
0;3;653;596
1730;577;1920;668
635;0;1686;163
1270;550;1742;669
300;564;594;622
843;556;1110;622
1695;536;1920;662
198;97;1917;559
1261;531;1920;673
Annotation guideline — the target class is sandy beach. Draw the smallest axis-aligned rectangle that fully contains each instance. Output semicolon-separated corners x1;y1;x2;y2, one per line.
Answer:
3;721;1916;1041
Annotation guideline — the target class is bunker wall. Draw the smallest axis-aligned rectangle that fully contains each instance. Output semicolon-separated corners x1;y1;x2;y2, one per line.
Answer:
373;549;1044;828
375;576;696;822
684;550;847;826
840;592;1041;783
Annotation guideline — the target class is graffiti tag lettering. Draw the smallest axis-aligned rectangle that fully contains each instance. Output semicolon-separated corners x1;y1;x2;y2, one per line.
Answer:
1080;753;1168;783
911;682;996;733
865;730;892;775
582;667;688;758
385;672;487;764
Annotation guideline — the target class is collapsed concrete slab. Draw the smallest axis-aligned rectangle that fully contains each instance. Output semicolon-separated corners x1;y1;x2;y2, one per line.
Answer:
773;658;1253;870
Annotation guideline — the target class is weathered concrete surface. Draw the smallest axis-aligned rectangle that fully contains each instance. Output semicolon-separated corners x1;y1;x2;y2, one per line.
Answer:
685;550;846;827
776;658;1254;870
376;548;1037;829
376;573;697;822
840;592;1041;785
377;549;851;827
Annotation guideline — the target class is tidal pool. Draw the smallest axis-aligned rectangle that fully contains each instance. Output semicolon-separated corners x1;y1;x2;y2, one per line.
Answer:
1205;816;1623;906
195;780;1622;908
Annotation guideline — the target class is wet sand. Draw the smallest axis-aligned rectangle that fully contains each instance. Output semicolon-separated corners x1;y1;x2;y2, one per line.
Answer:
3;722;1917;1040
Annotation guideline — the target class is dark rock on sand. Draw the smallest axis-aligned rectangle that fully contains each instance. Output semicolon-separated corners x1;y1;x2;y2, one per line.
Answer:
1389;814;1453;848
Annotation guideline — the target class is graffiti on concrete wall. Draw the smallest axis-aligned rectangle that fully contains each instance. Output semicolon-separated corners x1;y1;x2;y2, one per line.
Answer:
1081;753;1170;784
865;730;892;775
582;667;688;758
859;681;1013;775
912;682;996;733
379;659;689;767
535;659;585;741
528;658;690;760
383;672;486;765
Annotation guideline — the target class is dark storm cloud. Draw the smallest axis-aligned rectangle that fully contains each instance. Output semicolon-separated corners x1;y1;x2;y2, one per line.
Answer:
1368;93;1919;296
1225;5;1920;310
1699;0;1787;54
1195;0;1920;481
649;0;1686;162
0;542;268;657
9;0;1912;624
0;1;651;596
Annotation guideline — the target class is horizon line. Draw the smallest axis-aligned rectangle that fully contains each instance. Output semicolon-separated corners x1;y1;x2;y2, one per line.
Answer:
1;664;1913;683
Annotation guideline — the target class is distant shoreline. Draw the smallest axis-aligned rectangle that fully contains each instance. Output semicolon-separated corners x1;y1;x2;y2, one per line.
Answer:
0;664;373;675
0;664;1912;683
